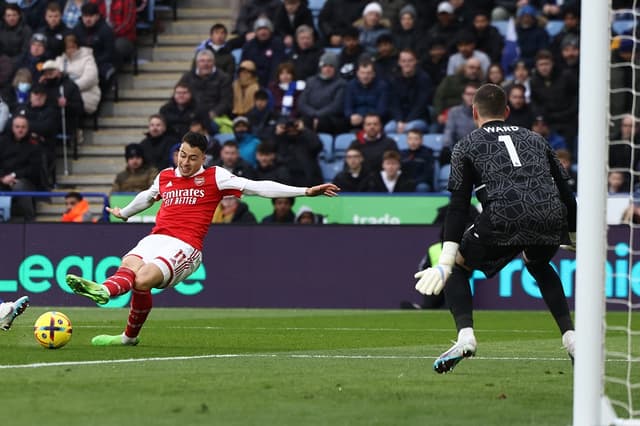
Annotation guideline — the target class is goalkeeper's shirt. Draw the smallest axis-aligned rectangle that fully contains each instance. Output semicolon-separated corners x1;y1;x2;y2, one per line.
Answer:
446;120;576;246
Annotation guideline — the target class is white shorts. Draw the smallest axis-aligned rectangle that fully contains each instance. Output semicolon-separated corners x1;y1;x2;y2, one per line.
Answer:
125;234;202;289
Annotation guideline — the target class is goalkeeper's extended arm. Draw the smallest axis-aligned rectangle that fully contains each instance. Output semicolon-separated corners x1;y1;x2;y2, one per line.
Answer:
414;241;459;295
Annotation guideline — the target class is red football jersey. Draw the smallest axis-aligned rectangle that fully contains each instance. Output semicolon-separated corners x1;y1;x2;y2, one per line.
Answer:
150;167;243;250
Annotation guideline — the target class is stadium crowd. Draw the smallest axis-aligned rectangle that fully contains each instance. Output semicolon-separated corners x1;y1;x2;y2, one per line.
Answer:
0;0;637;222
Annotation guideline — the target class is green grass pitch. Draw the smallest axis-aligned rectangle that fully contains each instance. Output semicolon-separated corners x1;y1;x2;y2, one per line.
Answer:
2;308;638;426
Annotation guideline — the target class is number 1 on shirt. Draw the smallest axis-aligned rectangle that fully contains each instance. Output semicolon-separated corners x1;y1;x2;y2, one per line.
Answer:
498;135;522;167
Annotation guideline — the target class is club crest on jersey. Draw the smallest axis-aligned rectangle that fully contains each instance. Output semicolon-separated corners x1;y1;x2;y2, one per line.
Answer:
194;176;205;186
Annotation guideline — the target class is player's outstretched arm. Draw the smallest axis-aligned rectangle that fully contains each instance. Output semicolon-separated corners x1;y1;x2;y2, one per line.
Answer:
106;206;127;221
241;179;340;198
304;183;340;197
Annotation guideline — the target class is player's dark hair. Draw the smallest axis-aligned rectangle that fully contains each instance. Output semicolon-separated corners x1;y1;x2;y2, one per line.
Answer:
182;131;208;153
473;83;507;118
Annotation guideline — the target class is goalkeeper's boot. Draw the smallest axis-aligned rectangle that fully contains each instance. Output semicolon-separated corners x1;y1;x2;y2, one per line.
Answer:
0;296;29;331
92;334;139;346
562;330;575;365
433;334;477;374
66;274;109;305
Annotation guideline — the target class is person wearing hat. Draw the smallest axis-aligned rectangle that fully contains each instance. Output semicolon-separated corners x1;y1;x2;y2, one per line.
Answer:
111;143;158;193
393;4;421;52
231;116;260;168
0;4;32;67
232;60;260;116
318;0;368;47
240;16;285;87
139;114;176;170
54;33;101;114
515;5;549;69
425;2;461;53
194;23;237;77
357;2;391;54
233;0;281;39
287;24;324;81
22;83;59;180
298;51;348;134
558;34;579;80
72;2;116;87
16;33;49;82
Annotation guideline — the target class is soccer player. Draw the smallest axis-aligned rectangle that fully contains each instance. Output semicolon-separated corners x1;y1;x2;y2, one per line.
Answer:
66;132;339;346
0;296;29;331
415;84;577;374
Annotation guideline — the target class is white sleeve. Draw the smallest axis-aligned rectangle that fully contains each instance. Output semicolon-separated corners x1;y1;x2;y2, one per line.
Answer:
215;166;306;198
119;174;160;218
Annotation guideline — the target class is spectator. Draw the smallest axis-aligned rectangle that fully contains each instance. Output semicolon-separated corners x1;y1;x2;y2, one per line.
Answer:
111;143;158;193
385;49;432;134
294;205;323;224
273;0;315;49
287;25;324;81
505;83;535;129
231;116;260;168
446;31;490;76
233;0;281;39
253;141;291;183
609;114;640;171
232;60;260;117
344;57;389;128
555;148;577;193
0;4;31;68
298;51;348;134
485;63;505;86
349;113;398;171
318;0;367;47
17;33;49;83
557;34;579;81
215;140;255;178
338;26;365;80
420;36;449;89
246;88;277;141
39;60;84;143
442;82;478;162
610;38;637;118
377;0;407;26
515;5;549;69
530;49;578;152
20;0;48;32
0;115;44;221
373;33;398;81
0;94;9;133
470;11;503;64
61;191;94;222
194;23;237;77
62;0;87;29
261;197;295;223
139;114;176;170
268;61;305;118
21;85;59;178
179;49;233;122
190;118;221;167
274;118;323;187
531;115;567;150
332;146;367;192
504;60;532;103
393;4;421;52
362;149;416;192
38;2;72;59
357;2;391;55
3;68;32;114
241;17;286;87
73;2;115;88
91;0;136;69
54;34;101;114
213;195;257;224
608;171;629;195
159;82;201;139
401;129;435;192
433;57;483;124
550;5;579;63
426;2;461;53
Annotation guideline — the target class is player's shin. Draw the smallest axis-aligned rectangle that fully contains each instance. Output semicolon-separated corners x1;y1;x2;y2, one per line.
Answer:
525;262;573;334
103;267;136;297
124;289;153;339
443;265;474;331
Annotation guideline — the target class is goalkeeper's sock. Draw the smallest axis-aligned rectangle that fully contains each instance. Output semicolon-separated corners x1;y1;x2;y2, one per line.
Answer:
103;267;136;297
443;265;474;331
525;261;574;334
124;289;152;339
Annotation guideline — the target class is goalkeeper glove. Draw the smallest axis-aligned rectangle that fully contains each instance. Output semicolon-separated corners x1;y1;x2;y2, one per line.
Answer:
560;232;576;252
414;241;459;295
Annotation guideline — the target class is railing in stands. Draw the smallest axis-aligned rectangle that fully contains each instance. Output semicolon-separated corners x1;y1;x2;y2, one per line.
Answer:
0;192;111;222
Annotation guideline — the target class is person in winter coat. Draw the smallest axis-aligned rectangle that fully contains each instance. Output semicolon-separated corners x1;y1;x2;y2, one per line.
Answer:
55;34;101;114
139;114;177;170
61;192;94;222
111;143;158;193
232;60;260;117
159;82;202;138
0;5;32;68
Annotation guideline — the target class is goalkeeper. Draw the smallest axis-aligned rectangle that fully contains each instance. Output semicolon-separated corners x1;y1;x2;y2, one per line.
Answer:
415;83;577;374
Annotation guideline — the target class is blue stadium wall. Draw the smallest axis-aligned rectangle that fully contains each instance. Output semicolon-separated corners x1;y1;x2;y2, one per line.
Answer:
0;224;637;309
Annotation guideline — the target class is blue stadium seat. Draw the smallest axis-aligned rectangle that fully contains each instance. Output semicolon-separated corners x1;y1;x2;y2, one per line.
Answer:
333;133;355;159
437;164;451;192
317;133;334;160
0;196;11;222
612;20;635;35
215;133;236;144
423;134;444;154
232;48;242;65
545;20;564;37
388;133;408;150
319;158;343;182
492;21;508;38
324;47;342;56
308;0;325;17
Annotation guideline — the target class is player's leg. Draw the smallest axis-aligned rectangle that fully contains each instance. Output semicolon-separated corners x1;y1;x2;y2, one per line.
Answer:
523;246;575;359
0;296;29;331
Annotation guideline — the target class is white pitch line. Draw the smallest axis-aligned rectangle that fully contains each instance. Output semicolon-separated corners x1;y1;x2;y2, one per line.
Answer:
1;353;636;370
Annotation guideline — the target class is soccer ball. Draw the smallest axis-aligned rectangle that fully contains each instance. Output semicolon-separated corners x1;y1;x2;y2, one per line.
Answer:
33;311;73;349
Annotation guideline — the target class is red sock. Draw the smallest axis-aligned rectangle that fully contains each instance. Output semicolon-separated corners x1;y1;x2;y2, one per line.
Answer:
103;267;135;297
124;289;152;339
